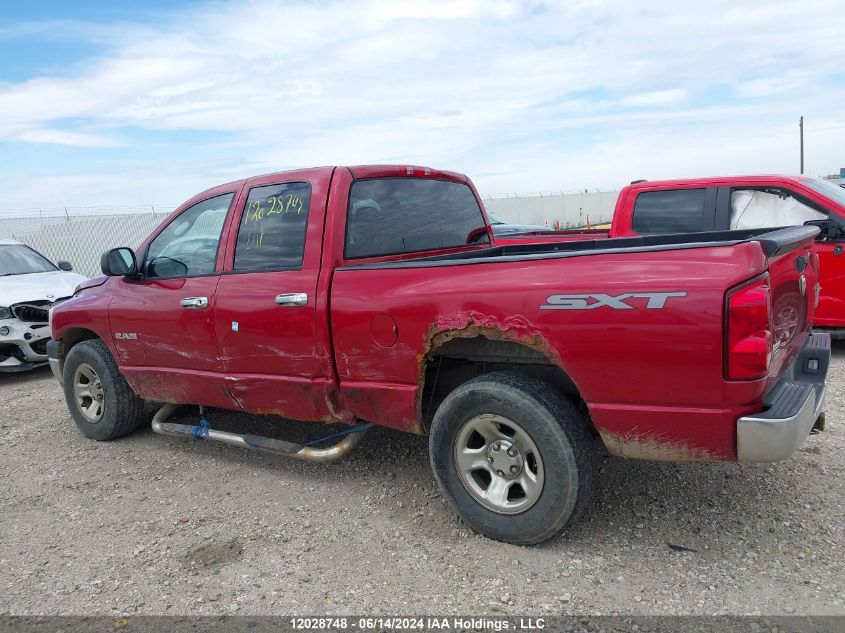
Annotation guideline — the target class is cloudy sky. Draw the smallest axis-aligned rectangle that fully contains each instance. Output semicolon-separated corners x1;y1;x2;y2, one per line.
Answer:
1;0;844;209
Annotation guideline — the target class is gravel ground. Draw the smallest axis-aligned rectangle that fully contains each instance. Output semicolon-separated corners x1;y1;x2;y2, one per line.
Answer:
0;345;843;617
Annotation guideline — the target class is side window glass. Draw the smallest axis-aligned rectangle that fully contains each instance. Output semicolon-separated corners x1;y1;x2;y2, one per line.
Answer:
145;193;233;279
631;189;706;234
345;178;488;259
233;182;312;271
730;189;827;230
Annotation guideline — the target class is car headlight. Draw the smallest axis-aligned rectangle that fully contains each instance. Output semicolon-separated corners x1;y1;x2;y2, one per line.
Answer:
0;306;12;320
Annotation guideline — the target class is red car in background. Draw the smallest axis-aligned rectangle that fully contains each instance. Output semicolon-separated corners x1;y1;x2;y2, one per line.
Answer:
497;176;845;335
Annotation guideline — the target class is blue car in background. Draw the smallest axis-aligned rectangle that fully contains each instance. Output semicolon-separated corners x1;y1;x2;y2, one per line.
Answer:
486;210;554;237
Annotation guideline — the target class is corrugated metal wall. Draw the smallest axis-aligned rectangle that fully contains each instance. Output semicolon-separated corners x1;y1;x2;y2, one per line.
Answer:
483;190;618;228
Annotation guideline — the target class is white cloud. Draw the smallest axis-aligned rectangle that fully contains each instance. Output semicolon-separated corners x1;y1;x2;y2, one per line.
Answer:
620;89;687;107
733;76;799;99
0;0;843;207
16;128;123;148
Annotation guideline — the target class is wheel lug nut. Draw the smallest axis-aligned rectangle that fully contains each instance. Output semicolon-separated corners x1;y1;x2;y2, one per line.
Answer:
487;456;494;463
506;447;516;457
492;442;500;451
496;470;504;477
510;465;519;474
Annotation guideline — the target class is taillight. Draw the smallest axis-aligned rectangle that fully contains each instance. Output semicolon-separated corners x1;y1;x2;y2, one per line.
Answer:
725;275;773;380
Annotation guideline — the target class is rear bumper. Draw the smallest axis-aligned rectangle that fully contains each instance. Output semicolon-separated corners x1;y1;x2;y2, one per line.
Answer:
737;332;830;462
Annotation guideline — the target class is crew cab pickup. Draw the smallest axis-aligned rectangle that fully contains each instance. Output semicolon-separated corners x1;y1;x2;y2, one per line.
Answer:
497;175;845;335
47;165;830;545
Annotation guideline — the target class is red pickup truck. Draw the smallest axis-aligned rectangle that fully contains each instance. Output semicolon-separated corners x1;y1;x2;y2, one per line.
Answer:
47;165;830;545
497;175;845;335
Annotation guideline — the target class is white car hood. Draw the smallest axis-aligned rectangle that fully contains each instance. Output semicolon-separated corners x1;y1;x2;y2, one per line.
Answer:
0;270;88;307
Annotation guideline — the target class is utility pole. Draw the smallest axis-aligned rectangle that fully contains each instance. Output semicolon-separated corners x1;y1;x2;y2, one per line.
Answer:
799;116;804;174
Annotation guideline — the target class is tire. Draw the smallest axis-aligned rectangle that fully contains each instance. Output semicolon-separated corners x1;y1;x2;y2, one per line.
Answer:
429;371;596;545
62;339;147;441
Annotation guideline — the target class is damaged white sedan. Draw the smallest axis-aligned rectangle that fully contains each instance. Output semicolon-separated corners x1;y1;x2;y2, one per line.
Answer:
1;240;86;372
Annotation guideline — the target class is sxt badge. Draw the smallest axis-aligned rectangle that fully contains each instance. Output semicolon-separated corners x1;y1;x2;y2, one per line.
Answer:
540;292;687;310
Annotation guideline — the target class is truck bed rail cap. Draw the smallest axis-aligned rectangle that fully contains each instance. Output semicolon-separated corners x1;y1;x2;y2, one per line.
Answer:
338;226;818;271
752;225;820;257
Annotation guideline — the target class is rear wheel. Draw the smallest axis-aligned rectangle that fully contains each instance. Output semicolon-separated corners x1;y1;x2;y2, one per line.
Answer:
429;371;596;545
63;339;147;441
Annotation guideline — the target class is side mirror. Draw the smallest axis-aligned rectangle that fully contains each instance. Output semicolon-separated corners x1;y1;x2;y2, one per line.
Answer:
466;226;491;245
56;260;73;271
101;247;138;276
805;218;845;241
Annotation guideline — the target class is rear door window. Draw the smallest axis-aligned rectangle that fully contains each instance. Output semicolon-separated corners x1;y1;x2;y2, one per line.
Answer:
345;178;488;259
631;189;707;234
233;182;312;271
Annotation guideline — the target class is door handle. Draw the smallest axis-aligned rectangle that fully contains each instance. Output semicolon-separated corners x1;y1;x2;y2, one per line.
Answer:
180;296;209;309
835;244;843;256
275;293;308;307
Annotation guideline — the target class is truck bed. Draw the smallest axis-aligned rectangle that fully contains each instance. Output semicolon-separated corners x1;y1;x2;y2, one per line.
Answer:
343;226;817;269
330;224;819;461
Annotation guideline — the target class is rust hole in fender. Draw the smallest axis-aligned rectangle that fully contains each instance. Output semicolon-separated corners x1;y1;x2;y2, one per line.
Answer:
416;311;568;428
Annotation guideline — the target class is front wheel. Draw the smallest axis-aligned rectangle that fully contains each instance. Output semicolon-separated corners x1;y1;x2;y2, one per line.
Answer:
429;371;596;545
63;339;147;441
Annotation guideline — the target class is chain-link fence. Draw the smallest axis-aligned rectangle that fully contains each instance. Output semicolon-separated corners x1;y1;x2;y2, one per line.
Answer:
0;207;174;277
483;189;619;228
0;189;621;278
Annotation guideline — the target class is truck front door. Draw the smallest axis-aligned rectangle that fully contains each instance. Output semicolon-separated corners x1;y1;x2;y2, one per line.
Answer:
213;171;332;421
795;179;845;329
110;190;237;407
716;183;845;329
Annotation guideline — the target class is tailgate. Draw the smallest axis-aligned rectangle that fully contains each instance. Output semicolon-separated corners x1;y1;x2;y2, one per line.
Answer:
762;227;820;379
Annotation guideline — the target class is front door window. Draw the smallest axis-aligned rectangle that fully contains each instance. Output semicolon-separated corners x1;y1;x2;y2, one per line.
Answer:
145;193;234;278
730;189;826;230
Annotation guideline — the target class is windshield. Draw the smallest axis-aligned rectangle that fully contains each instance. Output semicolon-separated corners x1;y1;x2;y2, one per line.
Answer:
801;177;845;208
0;244;57;276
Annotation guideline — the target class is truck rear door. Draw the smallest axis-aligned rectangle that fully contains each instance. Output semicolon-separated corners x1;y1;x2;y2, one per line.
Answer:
212;168;334;421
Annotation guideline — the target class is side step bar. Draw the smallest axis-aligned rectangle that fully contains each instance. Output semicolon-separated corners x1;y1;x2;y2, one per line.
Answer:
151;403;368;463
